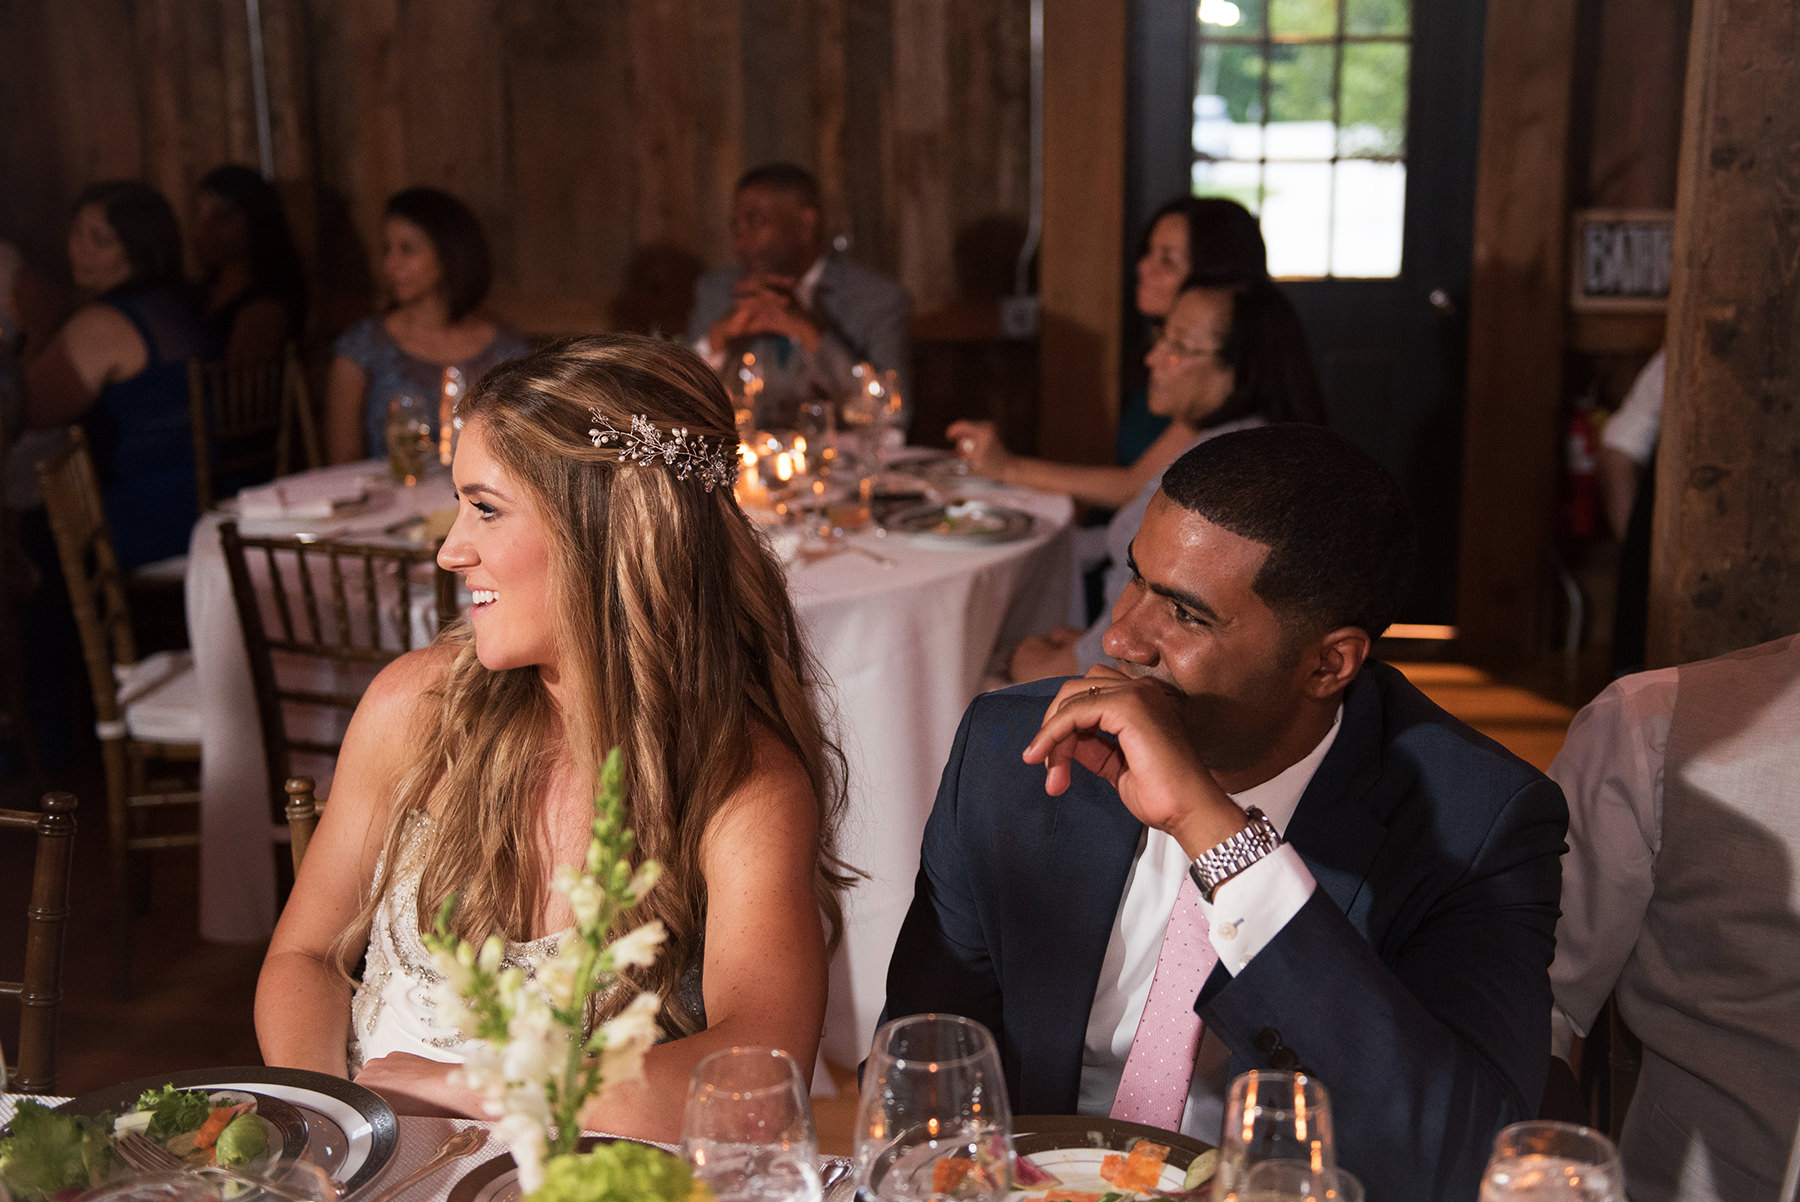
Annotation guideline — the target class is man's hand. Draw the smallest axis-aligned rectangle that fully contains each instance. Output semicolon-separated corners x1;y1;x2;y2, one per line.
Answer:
1022;668;1249;858
1008;625;1083;683
707;274;822;353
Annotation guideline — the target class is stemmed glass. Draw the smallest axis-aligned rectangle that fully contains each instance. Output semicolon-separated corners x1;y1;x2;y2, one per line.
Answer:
1239;1162;1363;1202
1216;1071;1337;1201
1478;1121;1624;1202
681;1046;823;1202
855;1014;1012;1202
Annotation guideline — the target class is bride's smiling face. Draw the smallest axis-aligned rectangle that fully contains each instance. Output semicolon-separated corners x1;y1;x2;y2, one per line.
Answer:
438;420;559;683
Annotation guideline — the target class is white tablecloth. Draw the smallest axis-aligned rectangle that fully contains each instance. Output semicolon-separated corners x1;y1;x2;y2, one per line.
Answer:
185;458;1073;1067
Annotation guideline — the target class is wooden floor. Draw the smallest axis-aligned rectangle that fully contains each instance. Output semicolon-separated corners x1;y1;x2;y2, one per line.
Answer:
0;661;1574;1156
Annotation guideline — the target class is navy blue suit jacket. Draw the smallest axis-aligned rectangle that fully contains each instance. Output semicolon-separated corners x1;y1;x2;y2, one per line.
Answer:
882;664;1567;1202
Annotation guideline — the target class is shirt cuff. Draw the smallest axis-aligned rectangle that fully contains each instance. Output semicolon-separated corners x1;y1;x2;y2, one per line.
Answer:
1200;844;1316;976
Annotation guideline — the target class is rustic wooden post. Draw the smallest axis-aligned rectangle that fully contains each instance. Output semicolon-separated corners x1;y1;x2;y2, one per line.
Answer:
1646;0;1800;666
1038;0;1123;463
1455;1;1579;667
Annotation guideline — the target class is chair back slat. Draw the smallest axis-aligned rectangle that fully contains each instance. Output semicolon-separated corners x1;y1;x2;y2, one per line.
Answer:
218;522;457;823
188;344;325;514
36;430;138;725
0;791;78;1094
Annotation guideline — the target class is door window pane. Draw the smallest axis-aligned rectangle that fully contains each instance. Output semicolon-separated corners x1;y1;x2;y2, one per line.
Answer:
1262;161;1334;278
1266;41;1336;132
1269;0;1336;38
1200;0;1267;37
1346;0;1407;35
1338;41;1408;157
1331;160;1405;276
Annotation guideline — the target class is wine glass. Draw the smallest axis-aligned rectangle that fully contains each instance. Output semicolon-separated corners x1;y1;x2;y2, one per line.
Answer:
1478;1121;1624;1202
384;393;431;486
1239;1162;1363;1202
855;1014;1012;1202
1216;1071;1337;1200
682;1046;823;1202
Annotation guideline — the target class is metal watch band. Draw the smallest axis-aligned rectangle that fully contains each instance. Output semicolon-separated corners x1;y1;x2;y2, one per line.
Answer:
1188;806;1283;902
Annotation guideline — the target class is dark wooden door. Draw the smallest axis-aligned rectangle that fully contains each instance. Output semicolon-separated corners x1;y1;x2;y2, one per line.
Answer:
1129;0;1487;624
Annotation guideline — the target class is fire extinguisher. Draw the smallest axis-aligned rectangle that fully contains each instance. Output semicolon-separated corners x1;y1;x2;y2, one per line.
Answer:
1560;391;1599;539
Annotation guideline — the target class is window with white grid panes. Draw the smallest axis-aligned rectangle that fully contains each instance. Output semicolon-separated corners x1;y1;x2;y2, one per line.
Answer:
1192;0;1410;279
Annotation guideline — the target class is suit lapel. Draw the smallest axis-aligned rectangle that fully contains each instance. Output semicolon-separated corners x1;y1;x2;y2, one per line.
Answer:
1003;770;1144;1113
1283;668;1399;919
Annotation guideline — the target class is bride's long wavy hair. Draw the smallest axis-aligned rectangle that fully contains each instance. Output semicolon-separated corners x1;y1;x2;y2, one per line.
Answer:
339;334;853;1037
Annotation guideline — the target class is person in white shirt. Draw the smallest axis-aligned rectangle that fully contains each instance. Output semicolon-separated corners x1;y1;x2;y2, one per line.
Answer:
882;424;1567;1202
1549;632;1800;1202
687;162;910;428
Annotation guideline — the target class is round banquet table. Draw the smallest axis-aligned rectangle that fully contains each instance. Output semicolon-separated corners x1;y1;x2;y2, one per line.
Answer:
184;456;1073;1067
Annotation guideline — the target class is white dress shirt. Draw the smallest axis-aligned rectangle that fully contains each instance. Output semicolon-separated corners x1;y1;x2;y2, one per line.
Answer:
1077;707;1340;1140
1545;666;1673;1061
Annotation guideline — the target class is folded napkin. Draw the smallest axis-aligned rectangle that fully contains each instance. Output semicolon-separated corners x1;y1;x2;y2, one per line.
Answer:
237;476;368;520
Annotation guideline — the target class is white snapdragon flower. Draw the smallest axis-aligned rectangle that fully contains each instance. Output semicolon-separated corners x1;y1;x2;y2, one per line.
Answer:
536;947;582;1010
499;1112;550;1195
626;861;662;901
561;875;605;934
502;993;564;1085
606;920;667;970
593;991;661;1087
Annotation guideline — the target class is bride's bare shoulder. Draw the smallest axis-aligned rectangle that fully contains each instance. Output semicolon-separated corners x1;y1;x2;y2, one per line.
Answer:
349;642;460;742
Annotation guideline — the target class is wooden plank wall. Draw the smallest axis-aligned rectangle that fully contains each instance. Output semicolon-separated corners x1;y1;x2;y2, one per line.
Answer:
1647;0;1800;666
0;0;1031;357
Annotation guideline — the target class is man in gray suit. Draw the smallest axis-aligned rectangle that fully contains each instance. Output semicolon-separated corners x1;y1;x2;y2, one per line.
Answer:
1550;632;1800;1202
687;162;911;428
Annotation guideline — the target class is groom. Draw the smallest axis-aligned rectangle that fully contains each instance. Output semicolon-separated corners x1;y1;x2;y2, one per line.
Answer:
881;425;1567;1202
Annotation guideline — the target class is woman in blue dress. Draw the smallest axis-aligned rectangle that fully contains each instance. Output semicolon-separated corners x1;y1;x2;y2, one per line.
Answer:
325;187;530;463
19;180;216;570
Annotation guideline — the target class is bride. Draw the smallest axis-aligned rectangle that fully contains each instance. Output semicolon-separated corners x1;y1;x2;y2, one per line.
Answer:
256;334;854;1142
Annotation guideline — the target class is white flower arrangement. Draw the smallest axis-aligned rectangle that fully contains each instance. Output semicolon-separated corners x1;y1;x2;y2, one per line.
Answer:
424;748;674;1196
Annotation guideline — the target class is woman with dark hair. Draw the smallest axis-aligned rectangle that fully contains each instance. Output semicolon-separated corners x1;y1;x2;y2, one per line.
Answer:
1004;275;1326;682
947;195;1273;508
192;164;308;360
325;186;529;463
19;180;215;569
259;334;853;1141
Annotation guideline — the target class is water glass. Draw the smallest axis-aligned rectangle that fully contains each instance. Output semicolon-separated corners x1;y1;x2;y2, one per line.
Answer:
1216;1071;1337;1200
1478;1121;1624;1202
855;1014;1013;1202
682;1046;822;1202
384;393;431;486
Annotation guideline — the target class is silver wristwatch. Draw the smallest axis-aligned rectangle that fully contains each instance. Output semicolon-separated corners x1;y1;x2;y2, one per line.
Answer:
1188;806;1283;902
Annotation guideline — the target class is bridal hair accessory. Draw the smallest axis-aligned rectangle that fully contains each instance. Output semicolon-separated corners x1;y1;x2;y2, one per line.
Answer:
587;410;739;492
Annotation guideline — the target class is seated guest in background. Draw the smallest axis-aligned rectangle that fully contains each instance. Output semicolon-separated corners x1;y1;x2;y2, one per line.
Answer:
884;425;1567;1202
259;335;855;1142
1005;276;1324;682
687;162;911;427
1548;632;1800;1202
19;180;216;569
947;195;1272;507
191;164;309;362
325;186;529;463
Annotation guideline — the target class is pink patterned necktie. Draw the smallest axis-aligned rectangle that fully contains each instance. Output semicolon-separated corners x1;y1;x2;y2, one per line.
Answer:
1109;870;1218;1129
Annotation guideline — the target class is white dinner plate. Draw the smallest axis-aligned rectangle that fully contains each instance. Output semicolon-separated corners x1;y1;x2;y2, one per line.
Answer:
52;1067;399;1194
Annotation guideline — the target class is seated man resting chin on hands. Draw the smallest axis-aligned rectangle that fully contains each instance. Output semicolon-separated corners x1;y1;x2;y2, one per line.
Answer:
881;425;1568;1202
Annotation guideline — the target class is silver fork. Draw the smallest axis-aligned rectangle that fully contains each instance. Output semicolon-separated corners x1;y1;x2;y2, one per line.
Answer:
114;1130;339;1202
